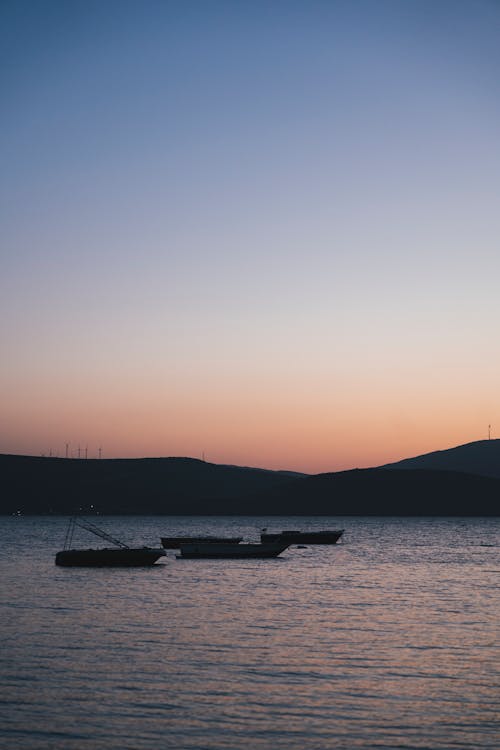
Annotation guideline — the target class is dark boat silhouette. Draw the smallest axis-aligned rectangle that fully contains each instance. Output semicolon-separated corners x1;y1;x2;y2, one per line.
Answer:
176;541;289;559
161;535;243;549
55;517;166;567
260;529;344;544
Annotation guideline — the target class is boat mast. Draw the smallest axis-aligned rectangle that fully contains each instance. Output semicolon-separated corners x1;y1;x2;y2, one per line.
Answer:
63;516;130;549
63;517;76;550
73;518;130;548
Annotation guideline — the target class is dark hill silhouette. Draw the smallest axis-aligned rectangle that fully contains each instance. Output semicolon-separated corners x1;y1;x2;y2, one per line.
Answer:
1;443;499;515
380;439;500;478
256;467;499;516
0;454;303;515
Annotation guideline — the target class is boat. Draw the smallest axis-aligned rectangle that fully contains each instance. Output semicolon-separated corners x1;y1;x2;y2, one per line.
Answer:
161;535;243;549
176;541;289;559
55;517;166;567
260;529;344;545
55;548;166;566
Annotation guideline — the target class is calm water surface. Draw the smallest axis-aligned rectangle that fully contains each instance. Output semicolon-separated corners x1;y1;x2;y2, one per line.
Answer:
1;516;498;749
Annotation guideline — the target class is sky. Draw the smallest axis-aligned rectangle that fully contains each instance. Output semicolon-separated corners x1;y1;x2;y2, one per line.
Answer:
1;0;500;473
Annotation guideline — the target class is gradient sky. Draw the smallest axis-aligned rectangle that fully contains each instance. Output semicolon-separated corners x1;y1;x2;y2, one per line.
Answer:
2;0;500;472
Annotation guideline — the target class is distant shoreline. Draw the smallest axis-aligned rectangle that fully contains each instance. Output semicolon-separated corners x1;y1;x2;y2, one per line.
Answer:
1;444;499;517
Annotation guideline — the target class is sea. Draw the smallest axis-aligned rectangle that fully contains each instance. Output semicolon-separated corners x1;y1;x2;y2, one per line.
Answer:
0;516;498;750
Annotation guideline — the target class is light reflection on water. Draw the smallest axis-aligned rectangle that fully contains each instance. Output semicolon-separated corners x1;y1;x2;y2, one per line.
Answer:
1;516;498;749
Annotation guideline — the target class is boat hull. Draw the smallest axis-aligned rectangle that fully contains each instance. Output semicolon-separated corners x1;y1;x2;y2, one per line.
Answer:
177;542;289;559
55;548;166;567
260;530;344;545
161;536;243;549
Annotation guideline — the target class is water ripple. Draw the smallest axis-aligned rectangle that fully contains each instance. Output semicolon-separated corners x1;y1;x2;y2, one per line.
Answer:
1;516;498;750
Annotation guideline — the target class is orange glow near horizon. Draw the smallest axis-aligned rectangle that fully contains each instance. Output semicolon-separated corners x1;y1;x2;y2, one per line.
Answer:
1;366;495;473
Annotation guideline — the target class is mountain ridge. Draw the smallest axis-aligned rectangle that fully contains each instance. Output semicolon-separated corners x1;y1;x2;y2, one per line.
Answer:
1;440;499;516
380;438;500;478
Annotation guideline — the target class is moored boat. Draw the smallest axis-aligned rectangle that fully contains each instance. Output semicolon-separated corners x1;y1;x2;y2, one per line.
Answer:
260;529;344;545
55;517;166;567
55;547;166;567
176;541;289;559
161;535;243;549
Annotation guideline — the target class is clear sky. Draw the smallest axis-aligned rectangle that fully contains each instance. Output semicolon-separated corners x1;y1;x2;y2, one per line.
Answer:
2;0;500;472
